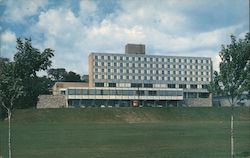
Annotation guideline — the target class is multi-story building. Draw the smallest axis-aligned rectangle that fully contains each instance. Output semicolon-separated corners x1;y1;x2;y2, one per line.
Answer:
64;44;213;107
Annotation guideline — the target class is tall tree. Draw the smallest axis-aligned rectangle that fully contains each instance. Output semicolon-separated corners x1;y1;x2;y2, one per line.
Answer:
0;58;24;158
13;38;54;108
64;71;81;82
47;68;67;81
214;32;250;106
47;68;81;82
208;71;223;96
0;58;23;118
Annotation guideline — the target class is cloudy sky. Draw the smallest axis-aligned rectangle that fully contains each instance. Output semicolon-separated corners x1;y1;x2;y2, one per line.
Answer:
0;0;249;75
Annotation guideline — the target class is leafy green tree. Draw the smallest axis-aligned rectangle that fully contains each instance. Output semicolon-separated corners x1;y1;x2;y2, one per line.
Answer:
47;68;81;82
64;71;81;82
0;58;23;118
0;58;24;158
213;33;250;106
208;71;223;96
47;68;67;81
13;38;54;108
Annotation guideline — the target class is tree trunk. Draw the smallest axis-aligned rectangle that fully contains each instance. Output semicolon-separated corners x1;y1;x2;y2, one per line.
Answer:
231;114;234;158
8;109;11;158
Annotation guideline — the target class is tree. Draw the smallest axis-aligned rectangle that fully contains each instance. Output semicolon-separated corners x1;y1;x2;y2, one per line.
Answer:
47;68;67;81
13;38;54;108
47;68;81;82
208;71;223;96
213;33;250;106
0;58;24;158
64;71;81;82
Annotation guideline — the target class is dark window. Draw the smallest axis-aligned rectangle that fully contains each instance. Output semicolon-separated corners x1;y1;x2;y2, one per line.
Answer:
148;91;157;96
168;84;176;88
188;92;197;98
95;82;104;87
199;93;209;98
190;84;197;89
179;84;186;89
109;83;116;87
136;90;144;96
131;83;142;87
202;85;208;89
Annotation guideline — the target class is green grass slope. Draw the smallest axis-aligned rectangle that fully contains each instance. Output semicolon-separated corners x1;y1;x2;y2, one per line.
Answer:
11;107;250;123
0;107;249;158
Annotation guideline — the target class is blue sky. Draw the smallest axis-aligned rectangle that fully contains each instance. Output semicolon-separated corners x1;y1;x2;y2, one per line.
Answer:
0;0;249;75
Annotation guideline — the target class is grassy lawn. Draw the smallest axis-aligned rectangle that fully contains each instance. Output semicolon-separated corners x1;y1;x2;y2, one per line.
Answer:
0;107;250;158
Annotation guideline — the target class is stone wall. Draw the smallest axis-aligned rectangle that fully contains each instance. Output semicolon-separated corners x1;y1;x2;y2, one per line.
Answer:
184;98;212;107
37;95;67;108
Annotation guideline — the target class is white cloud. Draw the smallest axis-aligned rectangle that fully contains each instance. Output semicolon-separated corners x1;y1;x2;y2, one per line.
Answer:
0;30;16;59
1;30;16;42
24;0;247;76
3;0;48;22
79;0;97;14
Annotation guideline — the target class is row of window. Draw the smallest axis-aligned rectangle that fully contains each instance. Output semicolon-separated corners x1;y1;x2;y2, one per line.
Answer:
183;92;210;98
94;62;211;69
94;75;210;82
94;68;210;76
95;82;209;89
94;55;210;64
68;89;183;96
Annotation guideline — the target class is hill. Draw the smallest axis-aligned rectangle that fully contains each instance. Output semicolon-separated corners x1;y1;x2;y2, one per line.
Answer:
0;107;249;158
11;107;250;123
